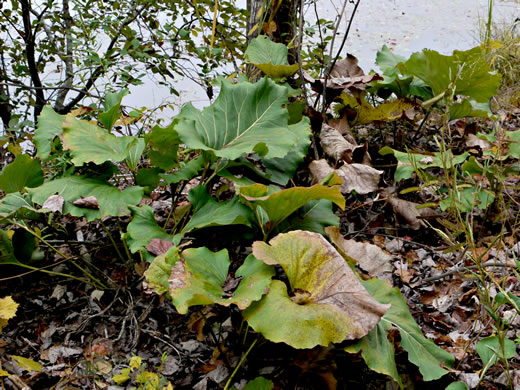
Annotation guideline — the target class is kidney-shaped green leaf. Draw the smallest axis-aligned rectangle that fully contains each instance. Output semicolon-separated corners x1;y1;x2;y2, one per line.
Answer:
29;176;143;221
0;154;43;193
398;47;501;102
125;205;173;253
175;77;297;160
244;35;299;78
144;121;180;171
181;186;254;234
62;115;138;165
244;231;390;348
169;249;274;314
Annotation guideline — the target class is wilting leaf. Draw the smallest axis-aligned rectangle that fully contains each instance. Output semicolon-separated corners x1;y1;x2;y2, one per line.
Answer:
62;115;138;165
476;335;516;369
383;188;436;230
0;154;44;193
34;105;66;159
326;226;393;281
319;124;360;163
29;176;143;221
98;89;129;132
397;47;501;103
124;205;173;253
0;296;18;333
175;78;297;160
169;249;274;313
309;160;381;195
304;54;383;101
350;278;454;382
10;355;42;372
239;184;345;234
244;231;390;348
181;186;253;234
144;121;181;170
244;35;299;78
147;239;174;256
144;246;181;296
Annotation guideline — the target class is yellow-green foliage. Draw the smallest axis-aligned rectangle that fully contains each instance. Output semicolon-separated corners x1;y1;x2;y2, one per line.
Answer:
0;296;18;334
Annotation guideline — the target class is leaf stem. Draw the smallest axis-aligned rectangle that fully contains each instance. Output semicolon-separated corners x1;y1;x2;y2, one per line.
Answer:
223;338;258;390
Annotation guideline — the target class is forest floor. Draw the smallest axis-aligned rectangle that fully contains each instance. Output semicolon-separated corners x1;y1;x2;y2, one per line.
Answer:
1;91;520;390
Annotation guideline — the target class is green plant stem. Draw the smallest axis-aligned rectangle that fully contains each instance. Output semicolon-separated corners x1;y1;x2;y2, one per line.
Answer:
223;338;258;390
99;219;127;266
11;221;107;289
117;219;133;263
8;262;100;288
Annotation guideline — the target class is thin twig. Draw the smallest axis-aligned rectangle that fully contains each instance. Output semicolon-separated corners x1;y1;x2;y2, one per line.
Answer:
422;261;518;284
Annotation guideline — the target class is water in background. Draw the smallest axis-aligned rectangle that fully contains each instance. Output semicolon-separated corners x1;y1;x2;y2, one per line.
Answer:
124;0;520;117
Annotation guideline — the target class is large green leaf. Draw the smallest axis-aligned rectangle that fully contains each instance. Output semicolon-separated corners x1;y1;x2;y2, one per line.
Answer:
244;35;299;78
34;106;66;159
238;184;345;234
244;231;390;348
0;154;43;193
398;47;501;102
29;176;143;221
144;246;181;296
181;186;253;233
260;117;311;185
144;121;180;170
175;77;297;160
354;278;454;382
169;249;274;314
98;89;129;132
62;115;138;165
124;205;173;253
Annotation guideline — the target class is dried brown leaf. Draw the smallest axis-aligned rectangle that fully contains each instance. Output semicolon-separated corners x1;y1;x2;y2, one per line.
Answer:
72;196;99;209
42;194;65;213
